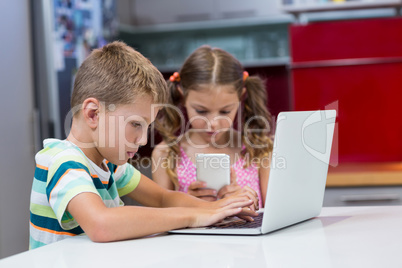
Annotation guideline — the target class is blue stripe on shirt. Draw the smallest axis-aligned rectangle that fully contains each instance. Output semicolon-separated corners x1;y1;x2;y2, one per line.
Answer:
30;212;84;234
46;161;90;200
34;166;48;182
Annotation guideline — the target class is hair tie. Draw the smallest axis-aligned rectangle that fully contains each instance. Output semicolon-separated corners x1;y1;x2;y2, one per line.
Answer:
243;71;249;82
169;72;181;83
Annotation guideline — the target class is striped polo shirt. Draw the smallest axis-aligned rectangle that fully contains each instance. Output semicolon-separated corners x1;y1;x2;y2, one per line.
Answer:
29;139;141;249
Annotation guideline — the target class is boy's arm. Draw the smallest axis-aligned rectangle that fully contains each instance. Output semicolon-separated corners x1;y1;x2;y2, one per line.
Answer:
128;174;258;221
126;173;216;209
66;183;255;242
67;192;191;242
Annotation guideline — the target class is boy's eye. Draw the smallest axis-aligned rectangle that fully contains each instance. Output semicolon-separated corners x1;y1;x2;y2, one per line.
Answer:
132;122;142;128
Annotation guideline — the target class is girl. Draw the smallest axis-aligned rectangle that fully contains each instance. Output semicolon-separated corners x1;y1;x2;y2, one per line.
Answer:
152;45;273;207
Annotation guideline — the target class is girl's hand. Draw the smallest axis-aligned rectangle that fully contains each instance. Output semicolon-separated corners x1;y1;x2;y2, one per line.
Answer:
217;168;259;211
189;196;257;228
188;181;217;201
217;167;241;199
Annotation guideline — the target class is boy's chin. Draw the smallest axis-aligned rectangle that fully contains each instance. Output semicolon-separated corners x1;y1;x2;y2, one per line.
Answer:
109;157;130;165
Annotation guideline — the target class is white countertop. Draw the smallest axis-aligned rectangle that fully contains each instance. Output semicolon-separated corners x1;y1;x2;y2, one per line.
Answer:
1;206;402;267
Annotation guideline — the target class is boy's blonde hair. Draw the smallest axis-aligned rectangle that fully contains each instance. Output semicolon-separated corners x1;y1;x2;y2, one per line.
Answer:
71;41;167;115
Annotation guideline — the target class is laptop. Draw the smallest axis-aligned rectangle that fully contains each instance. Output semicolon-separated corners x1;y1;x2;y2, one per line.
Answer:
170;110;336;235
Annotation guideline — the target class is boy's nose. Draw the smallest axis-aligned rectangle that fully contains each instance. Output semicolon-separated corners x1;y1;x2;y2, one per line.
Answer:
136;131;148;146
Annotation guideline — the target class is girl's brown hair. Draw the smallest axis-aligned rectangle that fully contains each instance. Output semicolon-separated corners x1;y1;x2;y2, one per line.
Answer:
155;45;273;189
71;41;167;115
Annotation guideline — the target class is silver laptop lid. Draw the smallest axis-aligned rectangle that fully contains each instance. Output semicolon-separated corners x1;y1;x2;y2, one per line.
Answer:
262;110;336;234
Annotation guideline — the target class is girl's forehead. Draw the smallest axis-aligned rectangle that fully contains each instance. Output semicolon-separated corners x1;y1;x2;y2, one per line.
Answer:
187;84;238;99
185;85;240;109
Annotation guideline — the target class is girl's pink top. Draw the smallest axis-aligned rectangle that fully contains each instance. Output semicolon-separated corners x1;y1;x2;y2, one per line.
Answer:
176;146;262;206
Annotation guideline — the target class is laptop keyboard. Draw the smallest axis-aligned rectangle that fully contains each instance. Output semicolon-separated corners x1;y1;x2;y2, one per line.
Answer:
210;213;264;229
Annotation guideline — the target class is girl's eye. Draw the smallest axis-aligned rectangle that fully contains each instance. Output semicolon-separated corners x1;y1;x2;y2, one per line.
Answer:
220;111;231;115
195;110;207;114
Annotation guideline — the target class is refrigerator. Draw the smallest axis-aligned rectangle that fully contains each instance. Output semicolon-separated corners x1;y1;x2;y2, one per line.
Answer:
31;0;118;149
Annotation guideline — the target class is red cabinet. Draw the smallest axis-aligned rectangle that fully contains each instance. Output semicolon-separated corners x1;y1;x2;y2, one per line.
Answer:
290;17;402;163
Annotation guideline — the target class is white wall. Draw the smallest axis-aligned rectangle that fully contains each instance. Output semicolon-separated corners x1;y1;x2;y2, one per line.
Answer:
0;0;35;259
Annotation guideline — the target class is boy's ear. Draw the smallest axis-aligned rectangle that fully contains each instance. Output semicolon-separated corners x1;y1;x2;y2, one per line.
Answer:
82;98;100;129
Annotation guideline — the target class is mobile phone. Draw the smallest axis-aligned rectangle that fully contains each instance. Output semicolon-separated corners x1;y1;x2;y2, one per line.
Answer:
196;153;230;191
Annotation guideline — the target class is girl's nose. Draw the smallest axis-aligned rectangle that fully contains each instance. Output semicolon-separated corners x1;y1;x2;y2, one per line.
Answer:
210;117;219;130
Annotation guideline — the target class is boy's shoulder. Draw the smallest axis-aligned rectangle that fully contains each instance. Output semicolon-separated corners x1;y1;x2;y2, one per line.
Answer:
38;139;81;155
36;139;89;169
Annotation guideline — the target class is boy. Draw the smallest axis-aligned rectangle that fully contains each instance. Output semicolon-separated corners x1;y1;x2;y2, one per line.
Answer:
29;41;257;249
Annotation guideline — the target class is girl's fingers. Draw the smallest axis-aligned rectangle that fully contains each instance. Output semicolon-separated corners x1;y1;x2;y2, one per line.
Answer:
233;187;259;210
242;191;259;211
189;188;216;197
188;181;207;190
243;186;258;197
188;181;218;200
217;185;241;199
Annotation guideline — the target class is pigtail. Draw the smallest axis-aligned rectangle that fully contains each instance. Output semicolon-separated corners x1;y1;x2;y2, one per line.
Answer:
154;79;183;189
241;75;273;167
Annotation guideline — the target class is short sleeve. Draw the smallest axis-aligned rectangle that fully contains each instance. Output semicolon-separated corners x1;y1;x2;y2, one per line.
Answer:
114;163;141;197
46;160;100;230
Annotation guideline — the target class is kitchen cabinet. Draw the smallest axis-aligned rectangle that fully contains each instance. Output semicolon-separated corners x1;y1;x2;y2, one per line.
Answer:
282;0;401;23
118;19;291;72
289;17;402;188
290;17;402;164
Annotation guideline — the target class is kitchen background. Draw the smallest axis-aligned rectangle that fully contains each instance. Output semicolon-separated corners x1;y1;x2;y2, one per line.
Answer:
1;0;402;259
